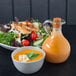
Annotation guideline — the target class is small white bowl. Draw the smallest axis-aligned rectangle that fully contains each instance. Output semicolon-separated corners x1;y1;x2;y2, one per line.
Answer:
11;46;46;74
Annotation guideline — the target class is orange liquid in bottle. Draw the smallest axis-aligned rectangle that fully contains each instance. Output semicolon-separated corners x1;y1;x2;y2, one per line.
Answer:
42;18;71;63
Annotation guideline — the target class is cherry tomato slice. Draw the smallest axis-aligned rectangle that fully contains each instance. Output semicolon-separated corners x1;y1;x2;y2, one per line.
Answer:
22;40;30;46
31;31;37;40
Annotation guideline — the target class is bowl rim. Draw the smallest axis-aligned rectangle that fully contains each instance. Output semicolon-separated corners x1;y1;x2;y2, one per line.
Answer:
11;46;46;64
0;43;41;50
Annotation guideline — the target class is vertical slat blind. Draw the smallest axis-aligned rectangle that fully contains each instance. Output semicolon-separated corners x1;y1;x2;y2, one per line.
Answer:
14;0;30;21
0;0;12;24
67;0;76;25
31;0;48;22
49;0;66;19
0;0;76;25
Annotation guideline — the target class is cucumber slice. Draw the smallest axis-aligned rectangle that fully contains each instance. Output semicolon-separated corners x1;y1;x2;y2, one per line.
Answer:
33;39;43;46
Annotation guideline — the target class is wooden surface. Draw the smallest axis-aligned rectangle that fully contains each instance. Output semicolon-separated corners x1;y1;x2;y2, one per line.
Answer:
31;0;48;22
0;0;12;24
49;0;66;19
14;0;30;21
67;0;76;25
0;0;76;24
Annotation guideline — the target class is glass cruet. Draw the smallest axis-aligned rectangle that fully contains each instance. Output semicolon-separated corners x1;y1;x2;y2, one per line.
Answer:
42;18;71;63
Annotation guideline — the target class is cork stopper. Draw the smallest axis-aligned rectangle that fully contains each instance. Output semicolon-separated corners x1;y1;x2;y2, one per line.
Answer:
53;18;61;28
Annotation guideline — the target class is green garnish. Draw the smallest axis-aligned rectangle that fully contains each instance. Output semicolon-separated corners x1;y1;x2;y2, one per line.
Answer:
27;50;35;58
0;32;17;45
26;51;39;60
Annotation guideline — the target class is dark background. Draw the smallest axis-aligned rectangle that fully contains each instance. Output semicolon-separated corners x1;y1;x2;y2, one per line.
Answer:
0;0;76;76
0;0;76;25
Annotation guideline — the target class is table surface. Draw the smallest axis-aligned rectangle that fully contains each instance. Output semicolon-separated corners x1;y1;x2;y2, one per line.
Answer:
0;25;75;76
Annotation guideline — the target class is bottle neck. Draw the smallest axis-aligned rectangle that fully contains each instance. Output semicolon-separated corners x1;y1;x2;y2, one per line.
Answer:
52;26;62;34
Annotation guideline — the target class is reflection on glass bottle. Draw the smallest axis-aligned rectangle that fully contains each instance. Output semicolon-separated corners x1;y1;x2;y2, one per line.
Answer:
42;18;71;63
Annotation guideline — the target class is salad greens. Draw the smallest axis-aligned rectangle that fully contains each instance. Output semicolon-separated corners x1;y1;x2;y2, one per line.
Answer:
0;18;52;47
33;34;49;47
0;32;17;45
33;22;50;47
26;50;39;60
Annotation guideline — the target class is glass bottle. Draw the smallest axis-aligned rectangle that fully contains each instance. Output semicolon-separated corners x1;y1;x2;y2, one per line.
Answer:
42;18;71;63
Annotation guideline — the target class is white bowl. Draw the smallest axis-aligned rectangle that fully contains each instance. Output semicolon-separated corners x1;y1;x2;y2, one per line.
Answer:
11;46;46;74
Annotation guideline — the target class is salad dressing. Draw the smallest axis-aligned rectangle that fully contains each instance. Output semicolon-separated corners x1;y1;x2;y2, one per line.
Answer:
42;18;71;63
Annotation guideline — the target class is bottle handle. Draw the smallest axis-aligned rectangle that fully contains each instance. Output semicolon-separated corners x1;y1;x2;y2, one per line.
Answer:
43;20;51;25
43;19;66;25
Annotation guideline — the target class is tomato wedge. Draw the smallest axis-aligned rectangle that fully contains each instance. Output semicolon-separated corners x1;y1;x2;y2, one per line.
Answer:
31;31;37;40
22;40;30;46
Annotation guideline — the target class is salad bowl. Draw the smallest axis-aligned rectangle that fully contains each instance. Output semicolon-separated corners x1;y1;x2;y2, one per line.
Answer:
0;43;42;50
0;43;19;50
0;18;52;50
